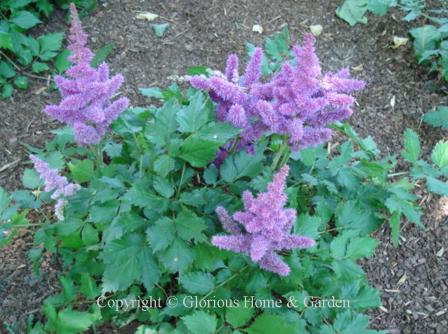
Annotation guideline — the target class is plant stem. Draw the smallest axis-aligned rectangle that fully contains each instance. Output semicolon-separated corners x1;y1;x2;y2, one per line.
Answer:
175;163;186;199
271;136;289;171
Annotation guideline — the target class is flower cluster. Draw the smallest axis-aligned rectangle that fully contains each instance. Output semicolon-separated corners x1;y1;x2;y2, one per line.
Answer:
189;34;365;153
211;165;315;276
30;155;80;220
44;3;129;146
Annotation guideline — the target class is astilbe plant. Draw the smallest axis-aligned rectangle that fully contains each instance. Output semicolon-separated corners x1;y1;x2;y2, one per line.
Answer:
212;165;315;276
29;155;80;220
190;34;365;153
44;3;129;146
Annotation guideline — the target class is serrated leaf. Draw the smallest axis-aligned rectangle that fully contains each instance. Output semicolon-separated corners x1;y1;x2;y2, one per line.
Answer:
246;314;296;334
54;49;71;73
182;311;217;334
10;11;41;29
14;75;28;89
402;128;420;163
146;217;175;252
181;272;215;294
410;25;441;60
100;233;160;292
153;176;174;198
38;32;63;53
56;309;96;333
32;61;49;73
226;305;255;328
346;237;378;259
68;160;94;183
426;177;448;196
179;136;221;167
91;42;115;68
22;168;41;189
80;273;99;299
154;155;175;177
220;149;264;182
336;0;368;26
177;92;209;132
367;0;391;15
431;140;448;168
423;106;448;129
175;208;206;242
159;239;194;273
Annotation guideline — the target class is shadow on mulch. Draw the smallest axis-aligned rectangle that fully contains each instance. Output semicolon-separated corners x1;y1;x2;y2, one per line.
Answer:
0;0;447;333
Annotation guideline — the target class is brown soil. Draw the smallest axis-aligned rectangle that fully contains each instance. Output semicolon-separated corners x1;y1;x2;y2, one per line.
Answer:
1;0;447;333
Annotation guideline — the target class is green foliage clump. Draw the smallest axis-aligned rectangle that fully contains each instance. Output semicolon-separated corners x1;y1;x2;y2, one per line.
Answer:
0;0;96;98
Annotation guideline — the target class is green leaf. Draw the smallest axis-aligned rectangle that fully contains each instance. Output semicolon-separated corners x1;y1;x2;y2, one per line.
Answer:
56;309;96;334
226;305;255;328
91;42;115;68
10;11;42;29
177;92;209;132
60;276;76;302
423;106;448;129
431;140;448;168
152;23;169;38
0;187;9;215
153;176;174;198
146;217;175;252
36;0;54;17
410;25;441;60
154;155;175;177
32;61;49;73
0;61;16;78
220;149;264;182
181;272;215;294
38;32;63;53
100;233;160;292
367;0;391;15
426;177;448;196
81;224;99;245
54;49;72;73
246;314;296;334
182;311;217;334
68;160;94;183
402;128;420;163
139;87;163;99
13;75;28;89
175;208;207;242
336;0;368;26
80;273;99;299
159;239;194;273
179;136;221;168
203;164;218;184
1;84;13;99
390;211;400;247
346;237;378;259
22;168;41;189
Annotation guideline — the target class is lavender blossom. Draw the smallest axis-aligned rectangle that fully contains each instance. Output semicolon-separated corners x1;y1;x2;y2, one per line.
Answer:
211;165;315;276
189;34;365;155
44;3;129;146
30;155;80;220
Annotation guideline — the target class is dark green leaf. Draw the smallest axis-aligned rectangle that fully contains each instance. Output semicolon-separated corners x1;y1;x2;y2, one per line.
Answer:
91;42;115;68
10;11;42;29
181;272;215;294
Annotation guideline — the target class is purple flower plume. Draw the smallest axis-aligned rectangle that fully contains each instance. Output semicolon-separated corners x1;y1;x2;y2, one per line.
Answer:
189;34;365;155
30;155;80;220
44;3;129;146
211;165;316;276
